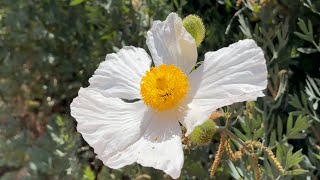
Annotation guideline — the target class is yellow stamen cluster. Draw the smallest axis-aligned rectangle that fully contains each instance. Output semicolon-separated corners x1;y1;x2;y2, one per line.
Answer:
140;64;189;112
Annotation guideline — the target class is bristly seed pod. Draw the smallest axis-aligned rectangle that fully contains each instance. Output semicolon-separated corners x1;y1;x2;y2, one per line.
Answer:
182;14;206;47
188;119;216;146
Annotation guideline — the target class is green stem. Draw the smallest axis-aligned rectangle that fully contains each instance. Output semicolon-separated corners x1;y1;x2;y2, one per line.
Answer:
216;126;250;153
216;126;257;179
225;115;230;127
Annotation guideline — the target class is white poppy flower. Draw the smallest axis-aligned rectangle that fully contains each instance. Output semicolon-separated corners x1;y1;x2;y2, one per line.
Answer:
70;13;267;179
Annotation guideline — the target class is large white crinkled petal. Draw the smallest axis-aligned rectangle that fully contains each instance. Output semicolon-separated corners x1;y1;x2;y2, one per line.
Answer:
71;89;183;179
88;46;151;100
181;39;268;135
146;12;197;74
70;88;151;162
105;111;184;179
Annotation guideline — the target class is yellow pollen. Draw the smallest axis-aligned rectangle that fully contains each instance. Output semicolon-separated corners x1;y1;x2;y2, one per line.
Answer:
140;64;189;112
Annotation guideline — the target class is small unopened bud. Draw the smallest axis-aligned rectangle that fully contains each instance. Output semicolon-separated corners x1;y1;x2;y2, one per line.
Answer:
188;119;216;146
182;15;205;47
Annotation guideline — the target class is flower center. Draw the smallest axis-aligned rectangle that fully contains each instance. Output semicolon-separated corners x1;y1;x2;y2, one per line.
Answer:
140;64;189;112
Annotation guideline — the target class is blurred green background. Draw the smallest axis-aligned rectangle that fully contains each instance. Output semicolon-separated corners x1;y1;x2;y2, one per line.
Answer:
0;0;320;179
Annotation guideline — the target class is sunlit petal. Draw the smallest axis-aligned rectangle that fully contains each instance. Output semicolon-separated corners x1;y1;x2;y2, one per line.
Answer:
181;39;267;135
88;46;151;99
71;88;183;179
146;12;197;74
105;111;183;179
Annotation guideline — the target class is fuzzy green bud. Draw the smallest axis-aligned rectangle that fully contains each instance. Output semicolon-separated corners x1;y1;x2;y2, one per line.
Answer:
188;119;216;146
182;14;206;47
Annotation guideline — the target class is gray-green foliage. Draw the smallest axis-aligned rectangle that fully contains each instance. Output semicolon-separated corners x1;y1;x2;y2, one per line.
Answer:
227;0;320;179
0;0;320;179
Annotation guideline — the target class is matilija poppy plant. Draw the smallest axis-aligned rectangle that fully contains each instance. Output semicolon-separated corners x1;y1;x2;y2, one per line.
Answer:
70;13;267;179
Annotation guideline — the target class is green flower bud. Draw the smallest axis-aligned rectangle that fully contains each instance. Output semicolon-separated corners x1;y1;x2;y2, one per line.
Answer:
182;14;206;47
188;119;216;146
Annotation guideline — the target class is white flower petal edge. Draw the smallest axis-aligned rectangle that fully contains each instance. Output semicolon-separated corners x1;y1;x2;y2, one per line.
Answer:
88;46;151;100
146;12;197;74
70;88;183;179
71;88;149;160
181;39;268;135
106;111;183;179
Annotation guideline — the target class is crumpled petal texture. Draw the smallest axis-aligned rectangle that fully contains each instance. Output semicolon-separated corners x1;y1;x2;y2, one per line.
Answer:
70;12;268;179
181;39;267;135
106;112;183;179
146;13;197;74
88;46;151;100
71;88;149;160
71;88;184;179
